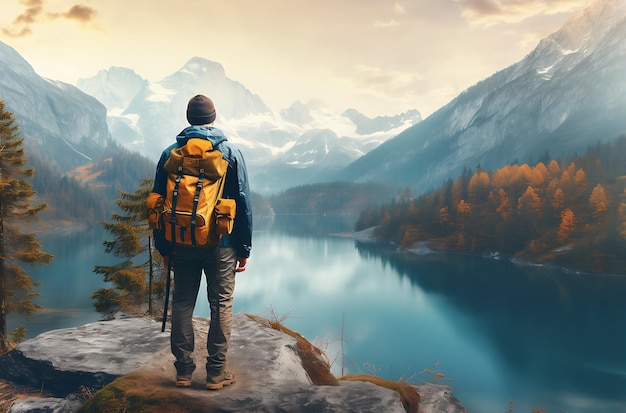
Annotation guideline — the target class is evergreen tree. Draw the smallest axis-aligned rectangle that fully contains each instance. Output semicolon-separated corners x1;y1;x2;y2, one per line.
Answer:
0;99;53;351
92;178;164;320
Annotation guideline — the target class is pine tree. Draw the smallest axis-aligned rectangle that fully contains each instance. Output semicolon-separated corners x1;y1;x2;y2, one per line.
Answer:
0;99;53;351
92;178;164;320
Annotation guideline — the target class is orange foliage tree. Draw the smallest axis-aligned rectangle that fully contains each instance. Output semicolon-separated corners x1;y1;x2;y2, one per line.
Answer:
558;208;575;243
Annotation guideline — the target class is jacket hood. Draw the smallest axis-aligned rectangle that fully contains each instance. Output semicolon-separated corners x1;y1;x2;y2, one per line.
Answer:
176;125;228;148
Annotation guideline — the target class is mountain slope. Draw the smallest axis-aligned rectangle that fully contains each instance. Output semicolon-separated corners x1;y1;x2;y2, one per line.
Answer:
339;0;626;193
0;41;111;171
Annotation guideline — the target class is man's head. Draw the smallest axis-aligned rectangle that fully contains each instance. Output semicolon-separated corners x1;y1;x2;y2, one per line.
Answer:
186;94;216;125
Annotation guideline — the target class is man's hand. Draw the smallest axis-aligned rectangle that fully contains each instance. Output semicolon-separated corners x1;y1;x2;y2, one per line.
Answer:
236;257;248;273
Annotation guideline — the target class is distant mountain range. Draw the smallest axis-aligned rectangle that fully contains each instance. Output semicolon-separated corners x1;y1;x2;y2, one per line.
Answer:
339;0;626;194
1;0;623;200
76;60;421;193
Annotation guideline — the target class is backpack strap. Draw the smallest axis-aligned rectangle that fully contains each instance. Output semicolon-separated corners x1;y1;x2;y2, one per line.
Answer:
170;167;183;247
190;169;205;247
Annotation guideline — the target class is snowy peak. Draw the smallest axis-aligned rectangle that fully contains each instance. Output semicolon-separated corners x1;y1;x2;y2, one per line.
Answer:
77;67;146;112
280;99;328;125
155;57;272;120
77;61;421;193
177;57;227;80
529;0;626;73
342;108;422;135
553;0;626;49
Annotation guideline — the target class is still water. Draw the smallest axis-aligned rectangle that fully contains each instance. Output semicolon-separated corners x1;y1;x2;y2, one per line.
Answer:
9;216;626;413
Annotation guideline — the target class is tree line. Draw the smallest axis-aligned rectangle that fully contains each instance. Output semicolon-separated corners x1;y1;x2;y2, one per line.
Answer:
356;136;626;274
0;100;53;351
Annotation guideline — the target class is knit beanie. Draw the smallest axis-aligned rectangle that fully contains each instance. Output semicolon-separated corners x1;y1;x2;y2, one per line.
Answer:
186;95;216;125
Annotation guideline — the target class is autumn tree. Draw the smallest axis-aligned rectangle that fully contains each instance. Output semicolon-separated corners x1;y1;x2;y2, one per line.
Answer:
551;187;565;211
517;186;542;217
491;164;513;189
468;171;490;202
456;200;471;230
547;159;560;176
494;188;512;220
558;208;575;243
92;179;164;320
0;99;53;351
439;206;452;232
574;168;588;199
589;184;608;220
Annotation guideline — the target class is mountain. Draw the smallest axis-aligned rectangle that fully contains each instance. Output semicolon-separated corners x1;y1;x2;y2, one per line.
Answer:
0;41;111;171
77;59;421;193
339;0;626;193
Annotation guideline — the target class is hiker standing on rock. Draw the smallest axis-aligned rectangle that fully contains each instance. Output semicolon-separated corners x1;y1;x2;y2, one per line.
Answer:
148;94;253;390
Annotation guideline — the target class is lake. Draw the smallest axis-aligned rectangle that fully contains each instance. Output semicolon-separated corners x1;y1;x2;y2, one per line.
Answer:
8;216;626;413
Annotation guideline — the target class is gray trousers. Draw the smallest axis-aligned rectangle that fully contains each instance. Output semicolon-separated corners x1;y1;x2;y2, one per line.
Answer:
170;246;237;377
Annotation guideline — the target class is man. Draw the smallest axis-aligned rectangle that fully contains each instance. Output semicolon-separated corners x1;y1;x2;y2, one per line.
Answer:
151;94;253;390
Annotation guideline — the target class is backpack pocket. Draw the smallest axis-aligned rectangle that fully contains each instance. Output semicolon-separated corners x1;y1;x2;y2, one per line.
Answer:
147;192;165;230
215;198;236;235
164;210;215;246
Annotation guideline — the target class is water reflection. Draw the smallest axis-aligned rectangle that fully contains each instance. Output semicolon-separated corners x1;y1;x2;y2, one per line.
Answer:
7;225;115;338
354;242;626;411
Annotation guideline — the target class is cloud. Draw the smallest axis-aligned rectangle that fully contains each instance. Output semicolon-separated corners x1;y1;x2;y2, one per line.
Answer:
49;4;97;23
456;0;587;25
1;0;42;37
374;19;401;28
351;65;419;103
1;1;96;37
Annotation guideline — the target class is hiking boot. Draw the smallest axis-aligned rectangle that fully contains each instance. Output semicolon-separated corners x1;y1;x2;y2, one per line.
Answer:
175;375;192;388
205;371;236;390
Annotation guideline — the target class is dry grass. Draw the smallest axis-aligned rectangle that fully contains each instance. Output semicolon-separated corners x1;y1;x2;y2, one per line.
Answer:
339;374;421;413
67;161;107;183
0;379;49;412
246;313;339;386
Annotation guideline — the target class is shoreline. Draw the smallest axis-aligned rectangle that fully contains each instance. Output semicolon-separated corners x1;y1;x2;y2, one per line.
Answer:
335;227;626;278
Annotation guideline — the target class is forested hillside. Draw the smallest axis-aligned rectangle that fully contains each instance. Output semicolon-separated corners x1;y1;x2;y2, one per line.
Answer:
270;181;403;216
30;143;155;225
356;136;626;274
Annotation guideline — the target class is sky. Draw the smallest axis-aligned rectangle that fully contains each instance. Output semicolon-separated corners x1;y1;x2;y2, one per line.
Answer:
0;0;592;118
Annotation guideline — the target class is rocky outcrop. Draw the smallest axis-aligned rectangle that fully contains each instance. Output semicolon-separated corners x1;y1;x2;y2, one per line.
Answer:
0;314;467;413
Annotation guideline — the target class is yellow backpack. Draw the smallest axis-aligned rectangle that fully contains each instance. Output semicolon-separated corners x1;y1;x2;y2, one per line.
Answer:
148;138;236;248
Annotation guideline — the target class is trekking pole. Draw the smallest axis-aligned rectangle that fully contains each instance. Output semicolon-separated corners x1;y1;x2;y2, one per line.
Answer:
161;260;173;332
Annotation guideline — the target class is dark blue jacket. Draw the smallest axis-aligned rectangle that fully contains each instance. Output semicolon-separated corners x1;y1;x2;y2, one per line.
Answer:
152;125;252;258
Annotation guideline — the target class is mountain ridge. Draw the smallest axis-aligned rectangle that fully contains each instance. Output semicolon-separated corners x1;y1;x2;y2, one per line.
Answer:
0;41;111;171
338;0;626;194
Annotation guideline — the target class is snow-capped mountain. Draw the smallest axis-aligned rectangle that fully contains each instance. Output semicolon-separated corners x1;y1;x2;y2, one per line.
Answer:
340;0;626;193
77;58;421;193
0;41;111;171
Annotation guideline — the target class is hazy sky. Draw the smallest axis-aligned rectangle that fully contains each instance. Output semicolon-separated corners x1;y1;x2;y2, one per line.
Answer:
1;0;591;118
